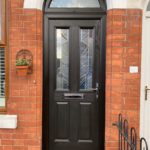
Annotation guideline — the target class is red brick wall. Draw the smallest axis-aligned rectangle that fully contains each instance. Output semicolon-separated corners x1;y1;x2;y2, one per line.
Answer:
0;0;42;150
105;9;142;150
0;1;142;150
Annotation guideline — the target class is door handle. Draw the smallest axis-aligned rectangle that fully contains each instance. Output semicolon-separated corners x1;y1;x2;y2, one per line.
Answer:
145;86;150;100
87;83;100;92
86;87;99;92
87;86;100;99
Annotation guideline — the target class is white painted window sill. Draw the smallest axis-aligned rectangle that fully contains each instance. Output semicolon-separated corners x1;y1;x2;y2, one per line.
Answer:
0;115;17;129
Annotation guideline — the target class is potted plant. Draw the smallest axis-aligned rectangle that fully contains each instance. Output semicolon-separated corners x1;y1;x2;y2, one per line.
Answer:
16;58;30;76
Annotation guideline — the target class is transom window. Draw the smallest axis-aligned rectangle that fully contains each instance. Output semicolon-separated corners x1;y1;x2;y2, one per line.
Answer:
49;0;100;8
0;0;7;109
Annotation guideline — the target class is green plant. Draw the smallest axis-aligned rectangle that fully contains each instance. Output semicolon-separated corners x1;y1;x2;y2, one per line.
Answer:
16;58;30;66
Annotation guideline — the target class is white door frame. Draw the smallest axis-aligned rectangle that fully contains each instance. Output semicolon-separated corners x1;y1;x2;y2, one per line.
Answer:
140;0;150;139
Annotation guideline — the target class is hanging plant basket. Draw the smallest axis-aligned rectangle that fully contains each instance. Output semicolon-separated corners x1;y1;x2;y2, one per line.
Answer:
16;49;33;76
16;66;29;77
16;49;33;77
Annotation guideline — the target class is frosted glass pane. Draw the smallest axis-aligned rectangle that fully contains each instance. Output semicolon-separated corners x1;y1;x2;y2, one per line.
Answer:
80;29;94;90
147;1;150;11
56;29;69;90
0;98;5;107
50;0;100;8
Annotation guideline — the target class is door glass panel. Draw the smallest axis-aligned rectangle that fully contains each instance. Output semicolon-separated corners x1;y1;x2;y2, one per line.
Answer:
49;0;100;8
56;29;69;90
80;29;94;90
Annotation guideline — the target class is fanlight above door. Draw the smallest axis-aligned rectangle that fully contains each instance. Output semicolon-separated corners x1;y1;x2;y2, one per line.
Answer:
49;0;100;8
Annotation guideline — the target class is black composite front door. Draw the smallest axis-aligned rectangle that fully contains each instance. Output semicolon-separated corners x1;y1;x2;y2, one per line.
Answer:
43;19;105;150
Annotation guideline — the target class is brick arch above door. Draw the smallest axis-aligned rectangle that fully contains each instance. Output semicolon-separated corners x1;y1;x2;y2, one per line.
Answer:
23;0;148;10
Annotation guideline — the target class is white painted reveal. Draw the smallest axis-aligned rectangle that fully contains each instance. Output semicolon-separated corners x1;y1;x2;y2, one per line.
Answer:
106;0;145;9
140;0;150;147
24;0;44;10
0;115;17;129
23;0;148;10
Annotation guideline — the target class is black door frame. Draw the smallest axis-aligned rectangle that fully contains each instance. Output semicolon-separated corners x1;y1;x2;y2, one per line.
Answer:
43;1;106;150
